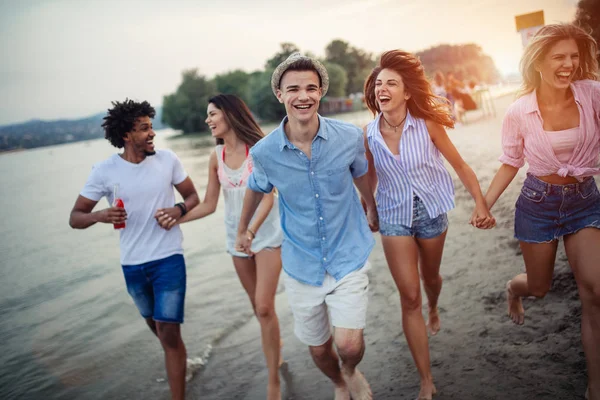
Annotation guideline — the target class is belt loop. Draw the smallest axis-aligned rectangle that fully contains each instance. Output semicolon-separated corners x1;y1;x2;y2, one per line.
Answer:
546;181;551;195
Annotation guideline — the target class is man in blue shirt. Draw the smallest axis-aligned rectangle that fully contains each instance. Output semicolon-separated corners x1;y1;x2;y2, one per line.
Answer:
236;53;378;400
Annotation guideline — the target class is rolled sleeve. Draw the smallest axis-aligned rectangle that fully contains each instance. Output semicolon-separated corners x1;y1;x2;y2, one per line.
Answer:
350;128;369;178
498;112;525;168
248;152;273;193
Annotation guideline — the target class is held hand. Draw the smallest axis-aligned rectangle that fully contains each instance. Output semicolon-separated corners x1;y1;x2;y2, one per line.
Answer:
154;207;182;230
366;206;380;232
470;203;496;230
98;206;127;225
235;231;254;256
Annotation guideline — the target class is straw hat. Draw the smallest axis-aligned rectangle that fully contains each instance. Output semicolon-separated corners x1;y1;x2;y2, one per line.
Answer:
270;52;329;97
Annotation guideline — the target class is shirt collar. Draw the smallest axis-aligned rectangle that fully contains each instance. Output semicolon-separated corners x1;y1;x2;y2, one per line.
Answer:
277;114;328;151
404;109;416;130
524;81;583;114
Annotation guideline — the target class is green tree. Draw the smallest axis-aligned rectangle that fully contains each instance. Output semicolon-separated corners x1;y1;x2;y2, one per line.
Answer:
214;69;252;103
322;61;348;97
325;39;375;94
266;42;300;69
574;0;600;62
247;69;286;122
162;69;217;134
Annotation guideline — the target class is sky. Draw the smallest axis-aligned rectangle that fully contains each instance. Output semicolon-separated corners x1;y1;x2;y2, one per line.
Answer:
0;0;578;126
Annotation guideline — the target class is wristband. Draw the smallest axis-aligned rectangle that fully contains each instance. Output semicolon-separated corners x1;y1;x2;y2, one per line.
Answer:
175;202;187;216
247;228;256;239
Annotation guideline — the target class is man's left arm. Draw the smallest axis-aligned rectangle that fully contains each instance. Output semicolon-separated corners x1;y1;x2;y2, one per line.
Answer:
350;130;379;232
174;177;200;213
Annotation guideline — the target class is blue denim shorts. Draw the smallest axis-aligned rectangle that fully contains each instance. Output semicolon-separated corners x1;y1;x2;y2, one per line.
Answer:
380;196;449;238
121;254;186;323
515;174;600;243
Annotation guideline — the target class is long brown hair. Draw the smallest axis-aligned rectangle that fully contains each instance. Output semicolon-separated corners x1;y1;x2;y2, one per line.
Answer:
208;94;264;146
364;50;454;129
520;23;599;96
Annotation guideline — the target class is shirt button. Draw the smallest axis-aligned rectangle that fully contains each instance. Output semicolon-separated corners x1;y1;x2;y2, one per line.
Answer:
322;237;325;240
315;194;319;198
323;257;327;261
319;217;323;220
311;171;314;175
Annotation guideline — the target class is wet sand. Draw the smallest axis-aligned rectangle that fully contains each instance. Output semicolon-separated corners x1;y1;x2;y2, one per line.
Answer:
187;94;588;400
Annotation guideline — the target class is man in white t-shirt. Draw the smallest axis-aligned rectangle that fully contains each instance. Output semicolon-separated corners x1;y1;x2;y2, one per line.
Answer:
69;99;199;400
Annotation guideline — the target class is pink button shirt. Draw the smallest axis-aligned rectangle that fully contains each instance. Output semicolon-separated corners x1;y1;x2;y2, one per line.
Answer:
499;79;600;180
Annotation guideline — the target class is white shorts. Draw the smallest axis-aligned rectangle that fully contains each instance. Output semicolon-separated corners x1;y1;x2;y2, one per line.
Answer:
283;264;370;346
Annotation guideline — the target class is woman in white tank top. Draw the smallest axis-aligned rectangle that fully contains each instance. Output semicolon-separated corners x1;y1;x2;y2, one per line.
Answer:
157;94;284;399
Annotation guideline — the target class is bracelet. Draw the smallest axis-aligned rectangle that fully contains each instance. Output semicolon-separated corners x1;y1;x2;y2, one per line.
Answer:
175;202;187;217
247;228;256;239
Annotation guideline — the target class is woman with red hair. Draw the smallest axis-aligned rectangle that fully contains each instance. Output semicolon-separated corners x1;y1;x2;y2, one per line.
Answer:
363;50;494;399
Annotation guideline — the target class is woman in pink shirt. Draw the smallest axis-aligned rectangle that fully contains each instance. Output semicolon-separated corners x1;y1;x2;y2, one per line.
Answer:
475;24;600;399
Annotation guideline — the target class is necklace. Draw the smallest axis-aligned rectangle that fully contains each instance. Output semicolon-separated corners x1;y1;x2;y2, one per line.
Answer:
382;112;407;132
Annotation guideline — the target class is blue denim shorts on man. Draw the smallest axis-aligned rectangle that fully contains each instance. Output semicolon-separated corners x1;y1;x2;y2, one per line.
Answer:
515;174;600;243
121;253;186;324
379;196;449;238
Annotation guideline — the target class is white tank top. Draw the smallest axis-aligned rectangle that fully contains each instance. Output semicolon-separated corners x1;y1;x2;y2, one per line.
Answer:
545;126;579;164
215;145;282;257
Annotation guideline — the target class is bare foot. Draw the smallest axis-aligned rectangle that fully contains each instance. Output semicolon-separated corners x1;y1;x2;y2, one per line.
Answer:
267;381;281;400
342;368;372;400
416;381;437;400
427;307;441;336
506;280;524;325
334;384;351;400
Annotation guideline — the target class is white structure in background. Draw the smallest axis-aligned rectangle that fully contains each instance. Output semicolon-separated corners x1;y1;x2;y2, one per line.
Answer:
515;10;545;47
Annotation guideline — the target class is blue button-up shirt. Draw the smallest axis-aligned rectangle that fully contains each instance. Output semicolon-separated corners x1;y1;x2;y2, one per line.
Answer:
248;115;375;286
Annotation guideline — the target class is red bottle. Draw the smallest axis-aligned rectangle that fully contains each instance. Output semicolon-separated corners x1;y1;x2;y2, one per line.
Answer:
113;184;126;230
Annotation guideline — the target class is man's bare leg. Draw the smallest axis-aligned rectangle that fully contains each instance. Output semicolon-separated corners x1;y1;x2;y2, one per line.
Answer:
335;327;372;400
157;322;186;400
309;337;350;400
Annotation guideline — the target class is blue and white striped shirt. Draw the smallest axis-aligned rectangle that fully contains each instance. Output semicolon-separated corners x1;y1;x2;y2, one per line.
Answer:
366;111;455;227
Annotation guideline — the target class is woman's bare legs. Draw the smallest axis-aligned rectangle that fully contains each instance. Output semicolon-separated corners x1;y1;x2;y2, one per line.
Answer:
382;235;436;400
233;249;282;400
564;228;600;400
506;241;558;324
416;231;447;336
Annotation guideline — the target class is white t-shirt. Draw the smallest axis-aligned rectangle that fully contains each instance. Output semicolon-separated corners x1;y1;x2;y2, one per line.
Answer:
80;149;188;265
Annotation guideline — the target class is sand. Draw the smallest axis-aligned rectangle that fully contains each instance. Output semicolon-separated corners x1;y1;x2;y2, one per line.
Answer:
186;94;588;400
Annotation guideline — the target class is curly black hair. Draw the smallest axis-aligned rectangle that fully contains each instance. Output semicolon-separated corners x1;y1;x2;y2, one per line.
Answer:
102;99;156;148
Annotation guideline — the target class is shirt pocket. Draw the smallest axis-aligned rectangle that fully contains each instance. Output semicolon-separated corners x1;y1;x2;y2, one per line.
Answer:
520;186;545;203
327;166;350;196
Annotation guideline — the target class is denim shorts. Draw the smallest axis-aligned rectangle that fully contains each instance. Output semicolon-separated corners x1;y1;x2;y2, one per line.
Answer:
380;196;449;238
515;174;600;243
121;254;186;323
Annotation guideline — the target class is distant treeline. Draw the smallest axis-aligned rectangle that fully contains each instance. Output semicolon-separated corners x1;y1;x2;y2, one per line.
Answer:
162;40;502;134
0;108;165;152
